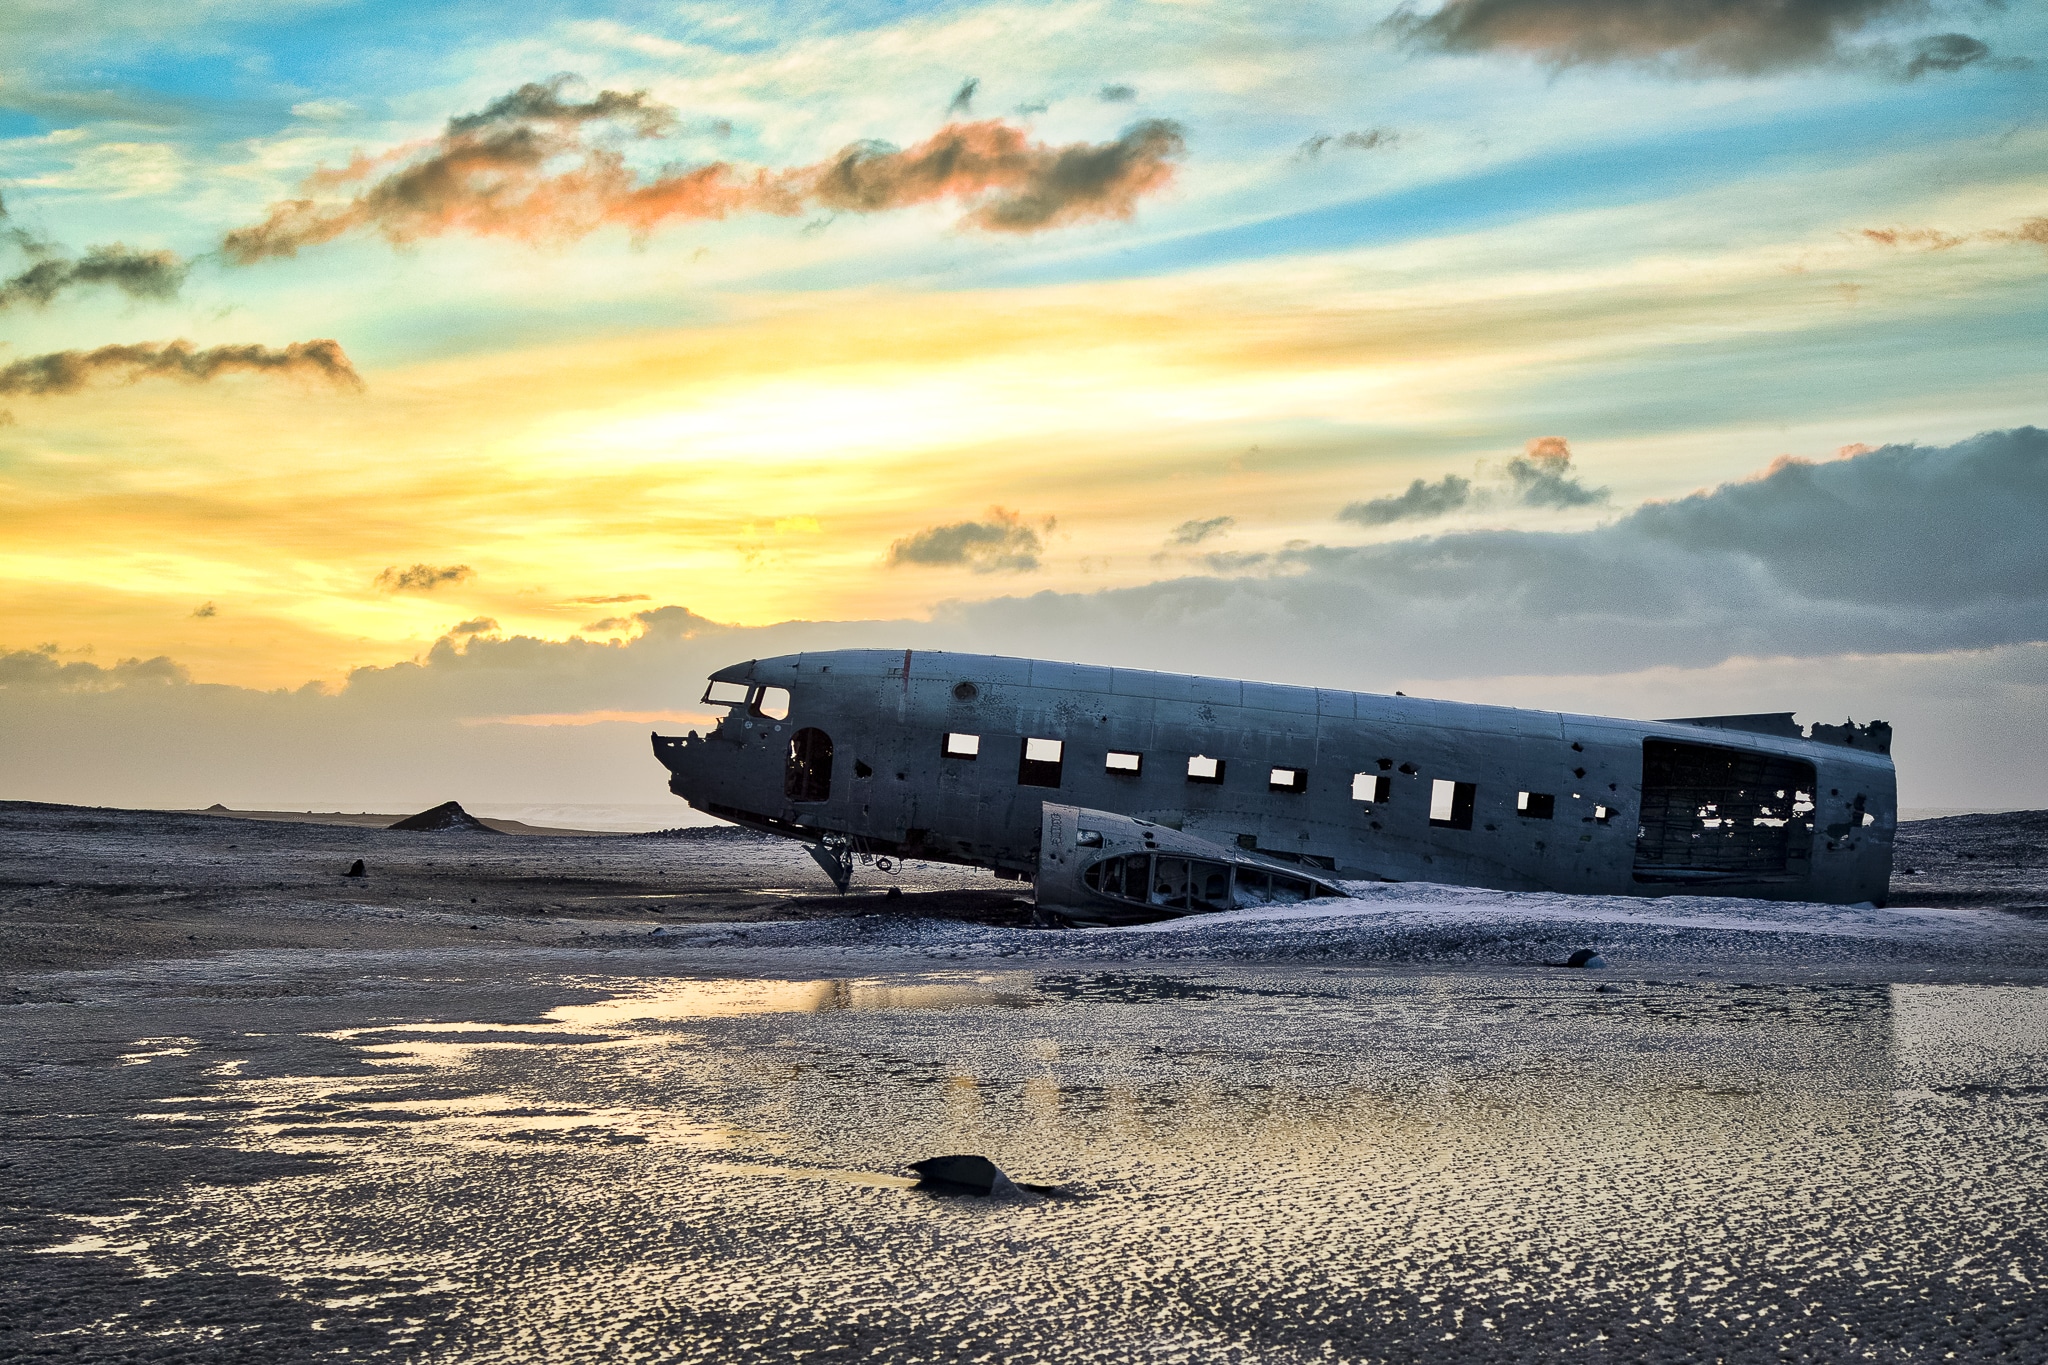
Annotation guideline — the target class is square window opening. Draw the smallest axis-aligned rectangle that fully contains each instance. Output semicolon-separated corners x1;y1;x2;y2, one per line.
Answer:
751;686;791;720
1270;766;1308;793
1429;778;1476;830
1105;750;1143;774
1516;791;1556;820
943;732;980;759
1187;754;1225;784
1352;772;1388;803
1019;736;1064;789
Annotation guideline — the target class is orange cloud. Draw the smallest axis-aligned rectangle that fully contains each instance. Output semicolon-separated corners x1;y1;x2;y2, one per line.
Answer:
222;77;1185;262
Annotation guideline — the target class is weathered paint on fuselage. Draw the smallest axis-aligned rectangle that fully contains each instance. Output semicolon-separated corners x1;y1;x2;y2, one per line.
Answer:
651;648;1896;905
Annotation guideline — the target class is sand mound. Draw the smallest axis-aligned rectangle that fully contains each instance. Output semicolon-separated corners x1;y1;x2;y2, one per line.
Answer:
387;801;497;833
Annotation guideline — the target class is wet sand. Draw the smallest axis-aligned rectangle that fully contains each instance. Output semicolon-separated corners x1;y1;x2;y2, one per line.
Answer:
4;800;2047;1362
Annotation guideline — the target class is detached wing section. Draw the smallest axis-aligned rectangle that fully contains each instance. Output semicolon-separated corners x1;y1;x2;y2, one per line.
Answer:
1037;802;1347;927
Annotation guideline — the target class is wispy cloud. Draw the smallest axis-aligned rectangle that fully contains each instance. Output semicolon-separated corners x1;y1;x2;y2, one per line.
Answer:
947;77;979;115
0;193;187;311
375;563;473;592
1860;217;2048;251
1296;129;1398;160
221;75;1186;262
0;339;360;401
1168;515;1235;545
888;506;1052;573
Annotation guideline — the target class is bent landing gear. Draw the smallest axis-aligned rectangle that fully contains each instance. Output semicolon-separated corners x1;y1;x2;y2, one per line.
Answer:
803;835;899;895
806;840;854;895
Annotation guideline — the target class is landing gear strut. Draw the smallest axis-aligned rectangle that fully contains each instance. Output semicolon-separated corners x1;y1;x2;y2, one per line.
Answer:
805;835;899;895
806;840;854;895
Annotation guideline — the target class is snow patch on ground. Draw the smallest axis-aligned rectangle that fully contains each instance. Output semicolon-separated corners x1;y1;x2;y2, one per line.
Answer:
1102;882;2016;942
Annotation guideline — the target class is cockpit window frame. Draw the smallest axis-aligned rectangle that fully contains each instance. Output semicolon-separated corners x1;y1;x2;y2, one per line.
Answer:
703;679;753;707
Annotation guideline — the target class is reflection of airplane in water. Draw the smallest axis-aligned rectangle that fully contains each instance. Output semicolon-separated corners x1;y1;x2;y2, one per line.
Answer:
652;649;1895;924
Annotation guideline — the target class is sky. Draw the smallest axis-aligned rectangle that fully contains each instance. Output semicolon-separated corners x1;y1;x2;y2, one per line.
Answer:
2;0;2045;814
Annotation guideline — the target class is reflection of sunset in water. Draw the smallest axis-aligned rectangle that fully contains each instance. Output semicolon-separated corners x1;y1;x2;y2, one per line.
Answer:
29;967;2047;1360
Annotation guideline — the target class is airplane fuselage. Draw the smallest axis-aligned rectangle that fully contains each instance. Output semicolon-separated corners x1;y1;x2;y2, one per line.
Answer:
651;648;1896;906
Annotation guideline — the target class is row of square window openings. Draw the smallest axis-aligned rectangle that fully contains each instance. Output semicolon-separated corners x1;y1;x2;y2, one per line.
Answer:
940;732;1610;825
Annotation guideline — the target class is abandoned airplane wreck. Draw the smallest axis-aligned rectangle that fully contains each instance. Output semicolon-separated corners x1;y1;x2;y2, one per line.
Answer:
651;649;1896;922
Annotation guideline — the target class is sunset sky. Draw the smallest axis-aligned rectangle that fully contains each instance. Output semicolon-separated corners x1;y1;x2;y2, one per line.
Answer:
4;0;2046;812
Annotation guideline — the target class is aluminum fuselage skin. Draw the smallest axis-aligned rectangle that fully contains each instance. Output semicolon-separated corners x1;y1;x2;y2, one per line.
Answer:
652;648;1896;904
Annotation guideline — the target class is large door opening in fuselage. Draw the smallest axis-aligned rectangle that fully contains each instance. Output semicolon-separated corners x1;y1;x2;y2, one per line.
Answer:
785;727;833;803
1633;739;1815;884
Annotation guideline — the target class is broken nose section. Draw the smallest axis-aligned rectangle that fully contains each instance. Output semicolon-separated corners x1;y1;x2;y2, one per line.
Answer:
1035;802;1347;927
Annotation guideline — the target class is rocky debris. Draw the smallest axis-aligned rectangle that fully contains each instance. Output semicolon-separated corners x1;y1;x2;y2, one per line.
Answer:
387;801;496;834
344;859;366;878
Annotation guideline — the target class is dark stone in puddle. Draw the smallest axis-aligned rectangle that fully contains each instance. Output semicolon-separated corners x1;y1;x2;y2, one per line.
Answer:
908;1154;1059;1197
1548;948;1608;969
344;859;366;877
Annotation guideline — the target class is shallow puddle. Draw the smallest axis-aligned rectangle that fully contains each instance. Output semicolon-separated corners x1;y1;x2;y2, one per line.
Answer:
10;967;2047;1362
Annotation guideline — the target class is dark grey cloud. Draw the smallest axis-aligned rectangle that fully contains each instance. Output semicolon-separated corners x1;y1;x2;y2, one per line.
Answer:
888;507;1049;573
449;617;498;636
1392;0;1991;76
1902;31;1992;77
948;78;980;116
1;194;187;311
1169;515;1235;546
567;593;650;604
952;427;2048;679
0;645;187;690
1340;474;1472;525
582;616;634;633
191;601;217;619
0;243;189;311
375;564;473;593
446;75;674;136
1099;84;1138;102
1504;435;1607;508
0;340;361;408
1342;438;1605;523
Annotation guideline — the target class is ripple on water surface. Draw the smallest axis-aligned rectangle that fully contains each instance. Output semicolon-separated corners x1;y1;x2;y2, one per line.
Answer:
15;969;2048;1362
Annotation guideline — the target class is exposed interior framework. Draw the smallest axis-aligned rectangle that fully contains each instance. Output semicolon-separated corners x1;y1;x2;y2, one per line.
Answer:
1633;739;1816;884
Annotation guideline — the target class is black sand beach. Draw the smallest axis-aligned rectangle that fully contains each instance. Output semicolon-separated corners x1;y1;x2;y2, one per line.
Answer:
5;801;2046;1362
